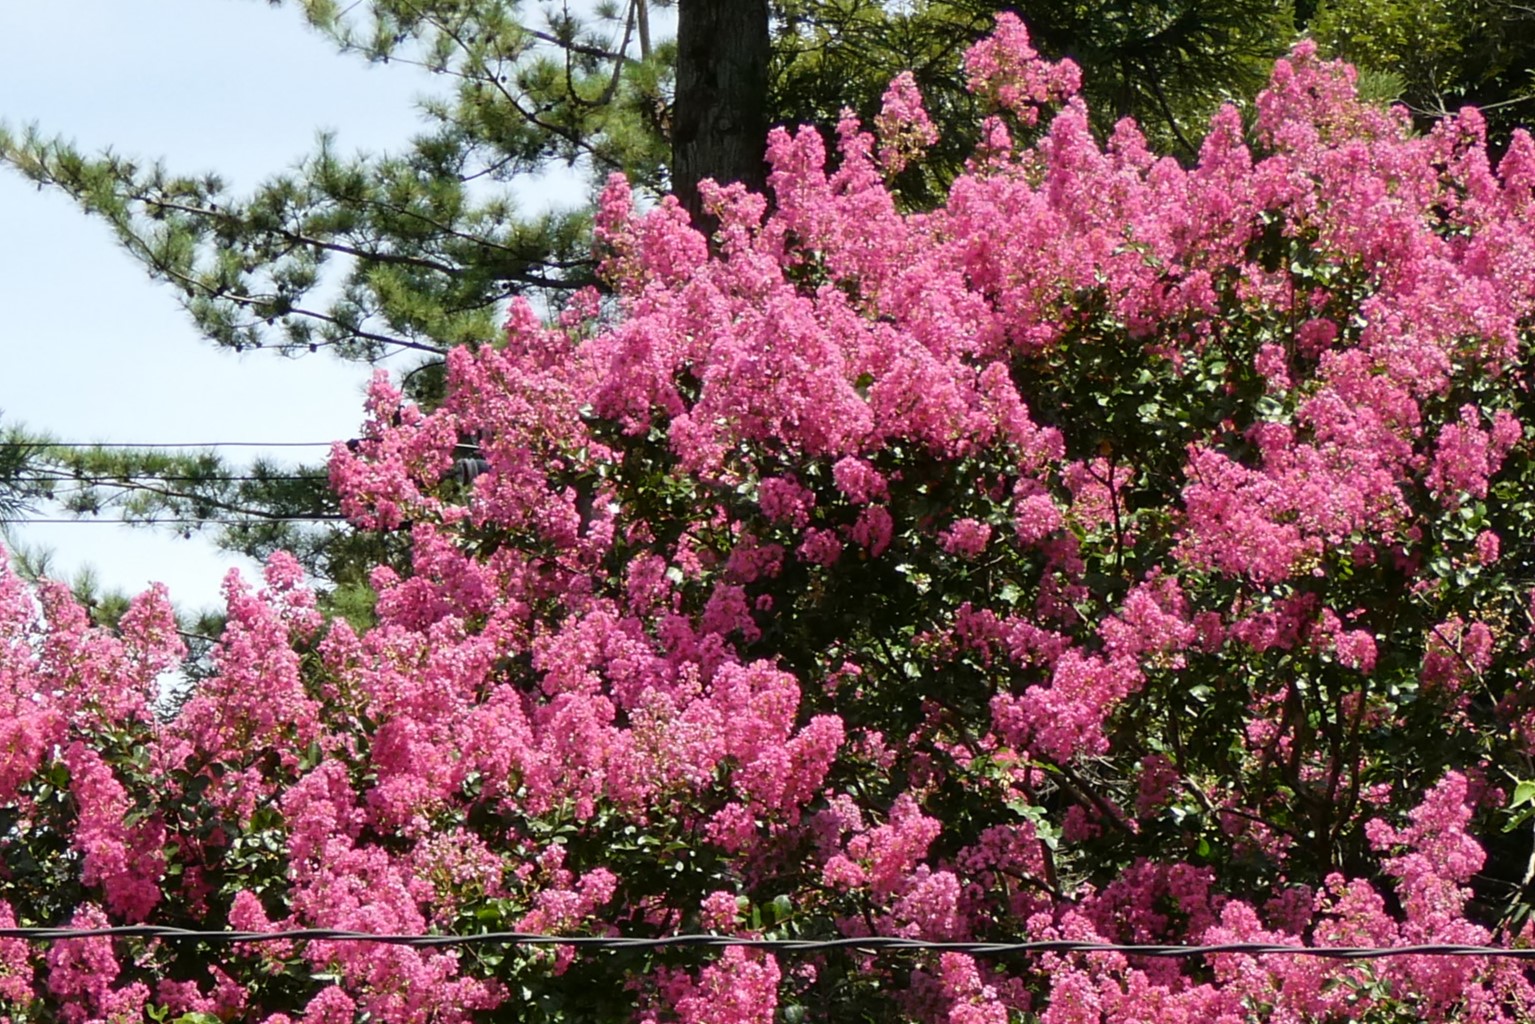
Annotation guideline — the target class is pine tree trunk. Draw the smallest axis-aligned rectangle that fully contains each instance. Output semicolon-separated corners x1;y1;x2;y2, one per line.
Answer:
672;0;770;232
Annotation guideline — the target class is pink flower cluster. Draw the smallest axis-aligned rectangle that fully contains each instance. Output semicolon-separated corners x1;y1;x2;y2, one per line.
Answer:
9;17;1535;1023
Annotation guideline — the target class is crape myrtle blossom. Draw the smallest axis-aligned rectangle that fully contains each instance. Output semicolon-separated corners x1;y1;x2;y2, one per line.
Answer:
9;17;1535;1024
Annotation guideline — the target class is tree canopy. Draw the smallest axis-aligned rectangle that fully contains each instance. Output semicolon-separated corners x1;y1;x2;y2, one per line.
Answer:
0;0;1306;614
7;21;1535;1021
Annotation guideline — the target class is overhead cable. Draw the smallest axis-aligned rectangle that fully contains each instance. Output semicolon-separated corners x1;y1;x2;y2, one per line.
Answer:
0;440;339;449
1;516;346;526
4;927;1535;960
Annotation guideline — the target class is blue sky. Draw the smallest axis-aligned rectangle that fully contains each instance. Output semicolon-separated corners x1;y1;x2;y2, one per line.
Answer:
0;0;577;614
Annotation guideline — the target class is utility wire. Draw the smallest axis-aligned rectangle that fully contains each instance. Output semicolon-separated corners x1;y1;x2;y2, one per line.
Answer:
4;927;1535;959
1;517;347;526
0;439;482;454
23;475;326;484
0;441;341;449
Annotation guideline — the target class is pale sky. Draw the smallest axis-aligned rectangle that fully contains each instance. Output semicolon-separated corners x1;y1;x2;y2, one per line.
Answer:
0;0;579;615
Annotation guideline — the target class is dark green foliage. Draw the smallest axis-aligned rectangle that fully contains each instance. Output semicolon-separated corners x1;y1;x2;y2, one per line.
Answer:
773;0;1297;189
0;414;54;521
1015;0;1296;151
1309;0;1535;150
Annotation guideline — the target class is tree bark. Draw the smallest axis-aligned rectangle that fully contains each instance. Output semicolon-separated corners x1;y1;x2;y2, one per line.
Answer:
636;0;652;60
671;0;770;232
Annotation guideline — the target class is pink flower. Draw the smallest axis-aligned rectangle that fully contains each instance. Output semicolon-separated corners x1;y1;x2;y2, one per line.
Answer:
797;527;844;566
303;986;358;1024
1013;485;1063;545
700;890;741;932
850;505;894;557
875;72;939;173
66;743;163;922
831;457;888;504
757;475;815;526
674;948;781;1024
1334;629;1379;673
44;905;148;1024
0;902;34;1004
1427;405;1514;505
963;13;1081;124
940;518;993;559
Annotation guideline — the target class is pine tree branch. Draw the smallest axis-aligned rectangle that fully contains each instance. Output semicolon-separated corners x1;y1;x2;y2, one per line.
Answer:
394;0;611;166
147;253;450;356
523;25;639;66
50;474;339;524
132;195;465;277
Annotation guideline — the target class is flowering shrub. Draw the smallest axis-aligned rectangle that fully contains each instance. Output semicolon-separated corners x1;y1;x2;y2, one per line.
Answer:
10;17;1535;1022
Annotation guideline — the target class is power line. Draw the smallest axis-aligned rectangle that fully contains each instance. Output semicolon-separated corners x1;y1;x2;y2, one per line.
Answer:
3;927;1535;960
0;438;485;454
0;440;340;449
24;474;325;484
1;516;347;526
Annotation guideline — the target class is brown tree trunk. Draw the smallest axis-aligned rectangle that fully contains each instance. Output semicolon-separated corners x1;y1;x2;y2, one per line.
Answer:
672;0;770;232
